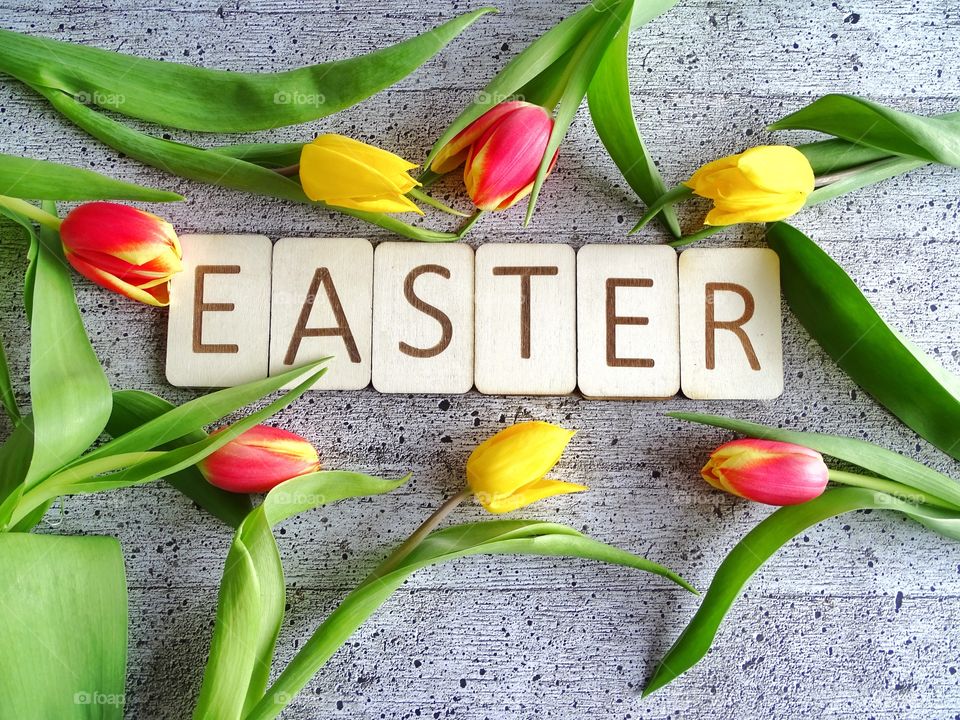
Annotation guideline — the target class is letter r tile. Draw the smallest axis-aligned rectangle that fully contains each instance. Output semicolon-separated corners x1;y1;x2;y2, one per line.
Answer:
475;243;576;395
372;241;474;394
679;247;783;400
576;245;680;399
166;234;272;387
269;237;373;391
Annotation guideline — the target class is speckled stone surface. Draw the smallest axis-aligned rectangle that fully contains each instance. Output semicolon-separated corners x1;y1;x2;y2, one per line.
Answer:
1;1;959;718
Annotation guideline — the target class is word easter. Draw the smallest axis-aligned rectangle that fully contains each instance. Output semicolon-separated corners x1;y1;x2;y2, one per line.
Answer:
166;236;783;400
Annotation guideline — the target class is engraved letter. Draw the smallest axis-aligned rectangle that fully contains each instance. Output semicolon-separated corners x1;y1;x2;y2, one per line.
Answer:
704;281;760;371
193;265;241;354
492;265;559;359
399;264;454;359
285;267;360;365
605;278;654;368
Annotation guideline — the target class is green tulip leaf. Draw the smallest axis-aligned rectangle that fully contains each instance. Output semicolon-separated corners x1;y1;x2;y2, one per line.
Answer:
25;83;467;243
0;334;19;426
8;362;328;527
105;390;253;528
770;95;960;167
644;487;960;696
246;519;694;720
0;11;492;133
805;156;927;206
0;153;181;202
207;143;305;169
0;533;127;718
765;222;960;463
588;15;680;237
193;471;408;720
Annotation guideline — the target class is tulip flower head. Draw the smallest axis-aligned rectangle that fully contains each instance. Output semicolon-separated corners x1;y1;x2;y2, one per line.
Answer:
431;100;557;211
685;145;815;226
701;438;829;506
299;134;423;214
466;421;586;513
59;201;182;306
198;425;321;494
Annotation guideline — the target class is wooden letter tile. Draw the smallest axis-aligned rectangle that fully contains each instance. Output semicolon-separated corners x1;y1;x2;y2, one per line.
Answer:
475;243;576;395
166;234;272;387
269;237;373;391
372;242;474;394
679;248;783;400
576;244;680;399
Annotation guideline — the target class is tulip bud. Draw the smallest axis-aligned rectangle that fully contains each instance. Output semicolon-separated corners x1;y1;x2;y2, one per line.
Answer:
685;145;815;226
431;101;557;211
701;438;829;506
299;134;423;214
59;201;182;306
466;421;587;514
198;425;321;494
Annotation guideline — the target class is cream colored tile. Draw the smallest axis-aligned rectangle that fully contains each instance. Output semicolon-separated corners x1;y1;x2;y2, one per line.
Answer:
475;243;576;395
372;242;474;394
577;244;680;399
679;247;783;400
166;234;272;388
269;237;373;390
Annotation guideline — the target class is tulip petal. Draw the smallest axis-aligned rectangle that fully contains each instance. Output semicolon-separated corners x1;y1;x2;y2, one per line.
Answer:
701;439;828;505
199;425;321;494
324;193;425;215
478;477;588;514
67;254;170;306
308;134;418;174
738;146;815;194
704;194;807;225
60;202;180;266
431;100;529;174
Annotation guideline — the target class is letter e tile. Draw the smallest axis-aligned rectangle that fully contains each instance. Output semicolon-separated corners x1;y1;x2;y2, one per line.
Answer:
166;234;272;387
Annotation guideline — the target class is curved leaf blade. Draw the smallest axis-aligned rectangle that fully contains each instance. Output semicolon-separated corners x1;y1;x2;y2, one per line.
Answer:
766;222;960;462
644;487;960;695
248;520;693;720
0;11;493;133
193;472;407;720
770;95;960;167
587;13;680;236
0;153;181;201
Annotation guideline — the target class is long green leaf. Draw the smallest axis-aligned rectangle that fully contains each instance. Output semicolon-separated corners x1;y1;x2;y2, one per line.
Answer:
0;533;127;718
0;334;20;425
248;520;693;720
193;472;407;720
643;487;959;695
77;360;330;468
11;202;113;488
8;364;327;527
770;95;960;167
671;412;960;508
0;153;181;201
0;11;492;133
26;84;466;243
524;0;635;224
106;390;252;528
766;222;960;462
588;14;680;237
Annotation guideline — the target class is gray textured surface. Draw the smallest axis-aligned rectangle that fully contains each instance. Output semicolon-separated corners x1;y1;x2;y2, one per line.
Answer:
2;0;960;718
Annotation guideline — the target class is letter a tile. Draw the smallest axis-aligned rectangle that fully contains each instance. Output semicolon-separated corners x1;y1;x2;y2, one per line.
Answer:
270;237;373;391
372;242;474;394
475;243;576;395
679;248;783;400
166;234;272;387
577;245;680;399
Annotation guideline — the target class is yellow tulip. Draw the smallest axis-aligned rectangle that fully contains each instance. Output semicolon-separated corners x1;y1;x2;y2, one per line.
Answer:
466;421;587;514
299;134;423;214
684;145;815;226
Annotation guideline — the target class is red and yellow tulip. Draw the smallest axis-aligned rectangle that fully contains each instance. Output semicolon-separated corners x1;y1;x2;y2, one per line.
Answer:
466;421;586;513
198;425;321;494
701;438;829;506
432;100;557;211
59;201;182;306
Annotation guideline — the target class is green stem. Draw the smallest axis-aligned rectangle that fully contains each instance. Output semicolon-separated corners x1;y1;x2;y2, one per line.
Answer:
0;195;62;230
407;187;470;217
807;156;927;206
668;224;724;248
828;469;960;511
362;486;472;585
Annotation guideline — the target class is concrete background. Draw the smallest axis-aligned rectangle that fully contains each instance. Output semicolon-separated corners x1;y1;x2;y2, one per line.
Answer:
1;0;958;717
